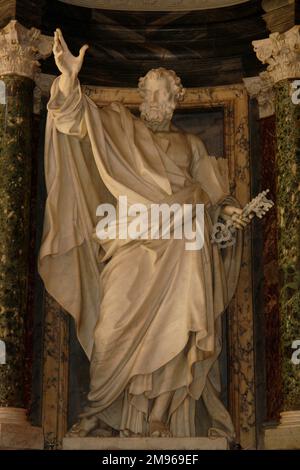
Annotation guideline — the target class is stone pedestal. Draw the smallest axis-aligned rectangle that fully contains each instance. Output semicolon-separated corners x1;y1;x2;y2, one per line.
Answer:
63;437;228;450
0;408;43;449
263;412;300;450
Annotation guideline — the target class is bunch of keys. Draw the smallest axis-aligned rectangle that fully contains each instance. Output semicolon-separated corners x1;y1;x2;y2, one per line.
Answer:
211;189;274;248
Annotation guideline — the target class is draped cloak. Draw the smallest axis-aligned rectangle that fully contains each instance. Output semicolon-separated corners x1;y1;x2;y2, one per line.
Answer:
38;76;243;438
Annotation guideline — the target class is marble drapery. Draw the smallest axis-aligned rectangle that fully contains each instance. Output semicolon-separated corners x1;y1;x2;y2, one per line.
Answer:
39;76;242;438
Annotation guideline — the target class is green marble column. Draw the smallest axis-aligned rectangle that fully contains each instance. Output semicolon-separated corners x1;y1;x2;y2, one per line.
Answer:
252;25;300;449
275;79;300;412
0;20;52;449
0;75;34;408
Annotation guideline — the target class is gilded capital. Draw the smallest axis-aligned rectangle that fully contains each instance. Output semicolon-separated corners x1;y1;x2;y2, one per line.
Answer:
252;25;300;83
0;20;53;81
243;72;275;118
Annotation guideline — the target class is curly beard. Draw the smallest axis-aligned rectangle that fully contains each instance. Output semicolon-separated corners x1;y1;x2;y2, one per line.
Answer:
139;101;175;128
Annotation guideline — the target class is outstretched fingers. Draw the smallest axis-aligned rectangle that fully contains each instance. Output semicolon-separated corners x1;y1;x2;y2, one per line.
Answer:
79;44;89;59
53;28;69;57
53;31;61;55
56;28;69;51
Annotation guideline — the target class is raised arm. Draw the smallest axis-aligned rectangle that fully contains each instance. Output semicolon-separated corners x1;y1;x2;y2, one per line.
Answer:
53;28;88;97
47;29;91;138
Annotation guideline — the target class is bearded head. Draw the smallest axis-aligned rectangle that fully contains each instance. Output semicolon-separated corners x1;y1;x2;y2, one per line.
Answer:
138;68;185;131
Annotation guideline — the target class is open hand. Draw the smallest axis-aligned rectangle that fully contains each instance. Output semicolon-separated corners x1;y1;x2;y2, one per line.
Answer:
53;28;88;78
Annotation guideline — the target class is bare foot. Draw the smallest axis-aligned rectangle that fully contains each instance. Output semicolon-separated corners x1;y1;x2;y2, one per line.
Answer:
66;416;98;437
66;416;116;438
149;420;172;437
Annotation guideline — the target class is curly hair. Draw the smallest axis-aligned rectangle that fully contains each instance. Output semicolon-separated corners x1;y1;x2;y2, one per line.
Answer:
138;68;185;102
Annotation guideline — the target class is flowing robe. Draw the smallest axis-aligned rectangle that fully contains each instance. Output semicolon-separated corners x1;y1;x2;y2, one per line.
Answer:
39;76;242;438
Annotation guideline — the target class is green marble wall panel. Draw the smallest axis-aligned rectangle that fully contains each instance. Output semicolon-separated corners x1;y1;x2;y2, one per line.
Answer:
275;79;300;411
0;75;33;407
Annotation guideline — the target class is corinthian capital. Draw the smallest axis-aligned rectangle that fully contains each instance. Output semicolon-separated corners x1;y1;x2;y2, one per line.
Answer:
243;72;275;118
252;25;300;83
0;20;53;81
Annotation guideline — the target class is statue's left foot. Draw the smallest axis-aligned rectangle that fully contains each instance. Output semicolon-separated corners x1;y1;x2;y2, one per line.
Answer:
149;420;172;437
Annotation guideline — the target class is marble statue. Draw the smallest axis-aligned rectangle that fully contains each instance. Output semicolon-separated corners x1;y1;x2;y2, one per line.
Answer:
39;28;252;441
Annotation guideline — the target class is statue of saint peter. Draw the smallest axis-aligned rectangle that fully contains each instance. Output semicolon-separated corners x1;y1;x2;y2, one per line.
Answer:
39;29;249;440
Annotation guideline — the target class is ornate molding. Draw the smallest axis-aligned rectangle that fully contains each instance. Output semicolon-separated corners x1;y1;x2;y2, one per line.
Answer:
0;20;53;81
264;411;300;449
262;0;294;11
59;0;250;12
280;411;300;427
243;72;275;118
252;25;300;83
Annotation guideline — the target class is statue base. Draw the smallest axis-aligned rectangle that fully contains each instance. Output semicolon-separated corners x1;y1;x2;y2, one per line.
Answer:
263;411;300;449
63;436;228;450
0;407;44;449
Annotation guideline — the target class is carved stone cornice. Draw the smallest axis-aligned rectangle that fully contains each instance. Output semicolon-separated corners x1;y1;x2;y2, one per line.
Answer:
0;20;53;81
60;0;250;11
252;25;300;83
243;72;275;118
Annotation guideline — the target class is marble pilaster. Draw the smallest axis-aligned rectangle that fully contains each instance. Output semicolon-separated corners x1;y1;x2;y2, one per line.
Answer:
243;72;275;118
